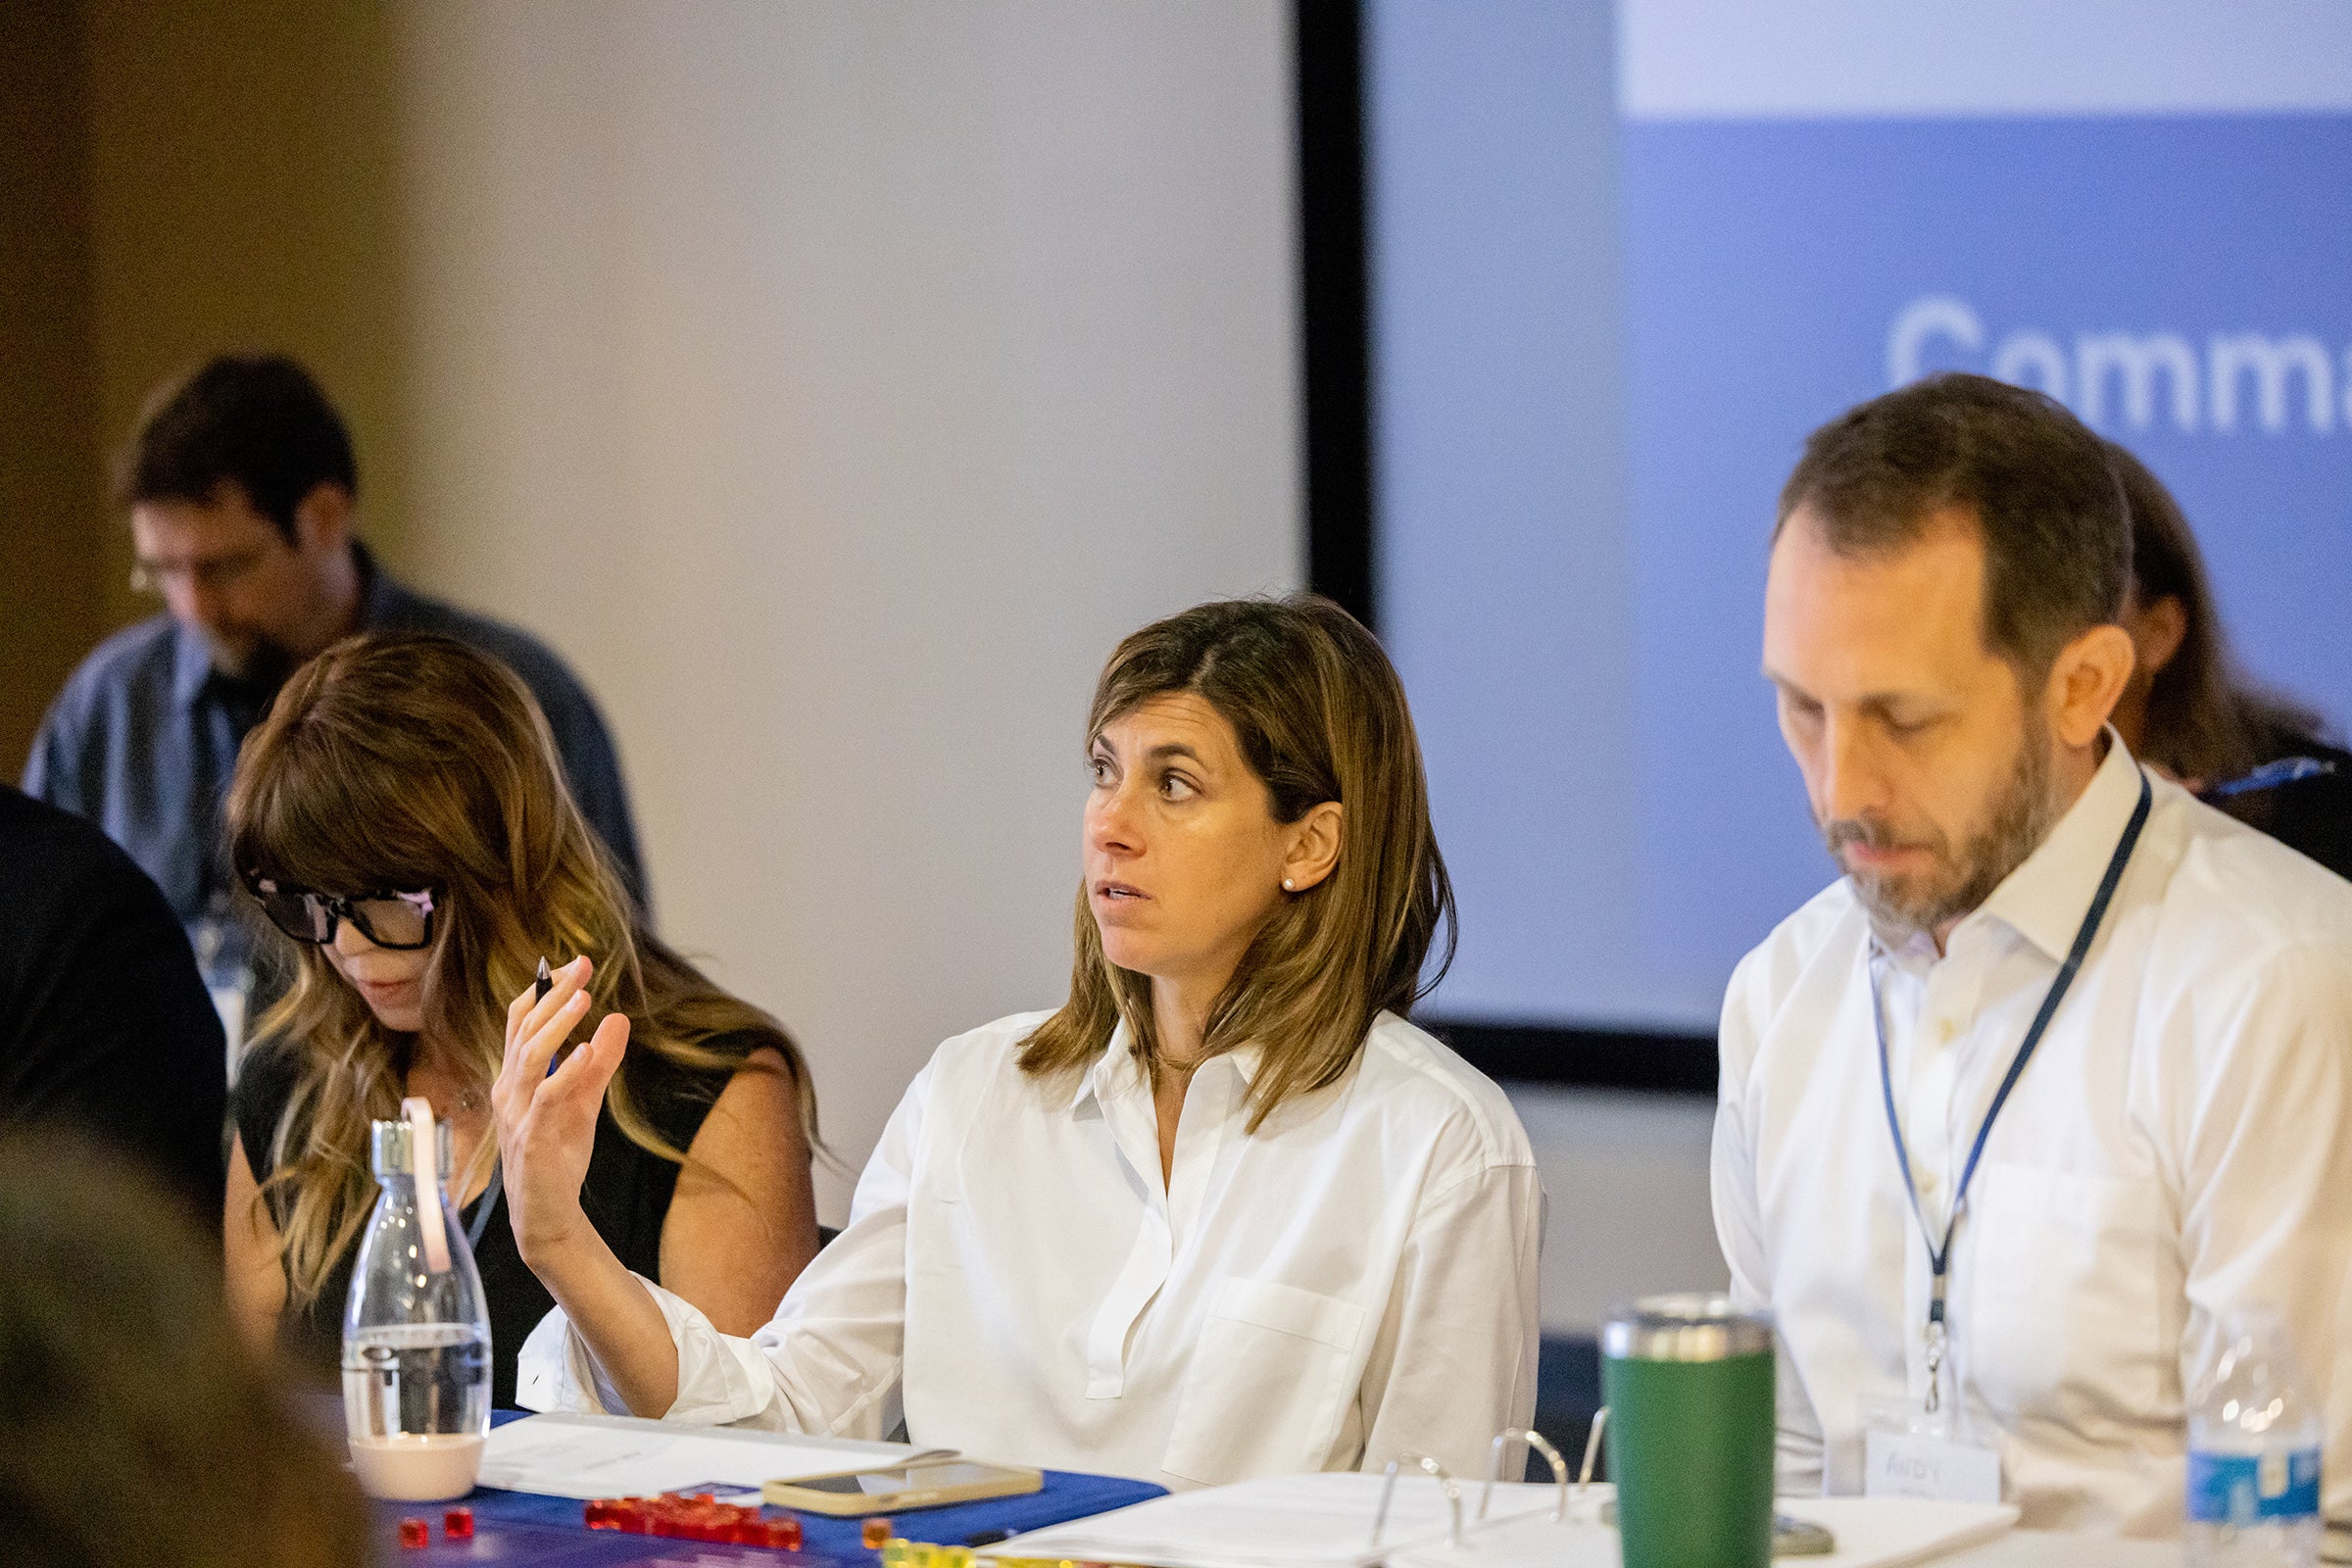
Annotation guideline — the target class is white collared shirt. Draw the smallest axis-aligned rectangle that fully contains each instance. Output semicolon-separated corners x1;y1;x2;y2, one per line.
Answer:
520;1009;1543;1489
1713;737;2352;1536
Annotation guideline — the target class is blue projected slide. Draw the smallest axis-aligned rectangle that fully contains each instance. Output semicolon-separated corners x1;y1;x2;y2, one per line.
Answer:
1369;1;2352;1033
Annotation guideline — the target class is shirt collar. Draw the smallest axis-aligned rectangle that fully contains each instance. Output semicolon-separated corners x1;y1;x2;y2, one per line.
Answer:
168;618;216;709
1964;727;2147;964
1065;1018;1264;1113
168;541;403;710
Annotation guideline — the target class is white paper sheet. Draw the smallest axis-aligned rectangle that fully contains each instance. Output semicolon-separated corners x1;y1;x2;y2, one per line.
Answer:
1004;1474;1566;1568
478;1412;950;1500
1384;1488;2019;1568
1010;1475;2018;1568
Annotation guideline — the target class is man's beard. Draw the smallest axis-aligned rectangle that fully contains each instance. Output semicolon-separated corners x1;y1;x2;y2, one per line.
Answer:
204;632;294;688
1820;723;2061;949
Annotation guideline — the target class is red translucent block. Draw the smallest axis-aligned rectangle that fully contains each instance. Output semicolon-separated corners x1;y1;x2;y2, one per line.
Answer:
718;1514;801;1549
398;1517;430;1549
862;1517;894;1548
586;1493;814;1549
691;1511;744;1544
443;1507;474;1541
586;1496;661;1533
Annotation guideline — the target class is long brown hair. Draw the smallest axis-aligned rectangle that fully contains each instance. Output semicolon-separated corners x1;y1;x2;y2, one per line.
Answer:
1016;595;1455;1130
226;631;816;1307
2108;440;2328;782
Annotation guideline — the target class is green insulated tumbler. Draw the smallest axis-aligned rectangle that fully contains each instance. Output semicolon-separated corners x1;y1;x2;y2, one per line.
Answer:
1600;1294;1777;1568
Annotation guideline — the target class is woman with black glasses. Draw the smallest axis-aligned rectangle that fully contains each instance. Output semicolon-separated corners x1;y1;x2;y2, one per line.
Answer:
220;632;820;1406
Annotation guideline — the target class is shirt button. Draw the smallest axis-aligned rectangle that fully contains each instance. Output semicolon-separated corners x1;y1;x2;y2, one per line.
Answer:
1917;1171;1940;1198
1936;1018;1959;1044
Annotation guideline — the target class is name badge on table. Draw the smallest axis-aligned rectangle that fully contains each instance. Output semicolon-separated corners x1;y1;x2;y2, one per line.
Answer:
1860;1394;2002;1504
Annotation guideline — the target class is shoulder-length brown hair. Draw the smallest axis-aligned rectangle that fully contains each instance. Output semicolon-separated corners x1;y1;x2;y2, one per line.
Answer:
1016;595;1455;1129
226;631;816;1307
2108;440;2327;782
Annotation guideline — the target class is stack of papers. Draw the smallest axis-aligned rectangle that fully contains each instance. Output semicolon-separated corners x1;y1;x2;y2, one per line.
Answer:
478;1411;949;1500
1004;1474;1564;1568
1008;1476;2018;1568
1387;1494;2016;1568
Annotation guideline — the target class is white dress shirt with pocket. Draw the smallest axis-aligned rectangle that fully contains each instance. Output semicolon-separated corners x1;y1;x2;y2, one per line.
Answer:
518;1008;1544;1490
1713;738;2352;1535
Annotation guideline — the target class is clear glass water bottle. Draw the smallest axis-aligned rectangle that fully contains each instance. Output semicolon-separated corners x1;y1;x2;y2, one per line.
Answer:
2187;1308;2323;1568
342;1105;492;1502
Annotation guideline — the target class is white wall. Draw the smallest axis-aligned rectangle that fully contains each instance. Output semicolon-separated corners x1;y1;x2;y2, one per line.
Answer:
70;0;1728;1320
389;1;1304;1215
1513;1087;1727;1336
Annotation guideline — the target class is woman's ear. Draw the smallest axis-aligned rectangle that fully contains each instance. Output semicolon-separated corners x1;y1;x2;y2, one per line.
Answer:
293;482;354;559
1279;802;1344;893
2127;592;2188;679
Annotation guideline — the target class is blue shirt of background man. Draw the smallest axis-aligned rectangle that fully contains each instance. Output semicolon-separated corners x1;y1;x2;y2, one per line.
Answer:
21;542;648;927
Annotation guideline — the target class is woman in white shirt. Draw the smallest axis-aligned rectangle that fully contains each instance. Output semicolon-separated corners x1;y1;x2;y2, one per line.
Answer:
497;596;1543;1488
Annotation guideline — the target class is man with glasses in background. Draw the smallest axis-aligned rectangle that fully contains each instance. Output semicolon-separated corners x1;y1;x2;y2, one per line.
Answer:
23;355;647;1047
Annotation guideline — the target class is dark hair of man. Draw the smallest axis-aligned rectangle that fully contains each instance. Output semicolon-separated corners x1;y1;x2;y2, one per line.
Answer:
1776;373;2130;677
114;354;358;542
2107;439;2327;781
0;1129;372;1567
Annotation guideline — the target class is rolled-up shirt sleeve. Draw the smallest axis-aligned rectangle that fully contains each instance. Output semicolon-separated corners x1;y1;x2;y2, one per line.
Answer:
518;1063;931;1435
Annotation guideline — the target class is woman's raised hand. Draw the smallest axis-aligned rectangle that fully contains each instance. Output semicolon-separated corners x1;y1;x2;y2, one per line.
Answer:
491;955;631;1267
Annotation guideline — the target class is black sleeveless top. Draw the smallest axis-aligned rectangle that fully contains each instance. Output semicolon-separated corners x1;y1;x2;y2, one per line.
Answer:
232;1037;737;1408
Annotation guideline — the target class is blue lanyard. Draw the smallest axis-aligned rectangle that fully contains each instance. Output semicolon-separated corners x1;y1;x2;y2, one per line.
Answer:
1872;768;2151;1412
2207;755;2333;800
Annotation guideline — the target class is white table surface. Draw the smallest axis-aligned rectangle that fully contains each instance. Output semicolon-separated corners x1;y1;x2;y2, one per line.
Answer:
1934;1530;2179;1565
1948;1528;2352;1566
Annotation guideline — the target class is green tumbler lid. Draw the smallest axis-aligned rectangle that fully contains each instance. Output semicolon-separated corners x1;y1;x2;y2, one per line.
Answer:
1601;1293;1774;1362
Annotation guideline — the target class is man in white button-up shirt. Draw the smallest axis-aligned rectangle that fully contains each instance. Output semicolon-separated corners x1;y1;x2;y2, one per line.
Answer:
1716;374;2352;1536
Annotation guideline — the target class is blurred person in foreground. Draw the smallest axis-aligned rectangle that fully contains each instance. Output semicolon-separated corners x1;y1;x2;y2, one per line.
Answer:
23;354;648;979
0;1128;371;1568
222;633;818;1409
506;597;1543;1490
1715;374;2352;1533
0;783;225;1220
2103;438;2352;880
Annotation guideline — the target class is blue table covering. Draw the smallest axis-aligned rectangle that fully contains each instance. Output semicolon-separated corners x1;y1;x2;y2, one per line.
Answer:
371;1412;1165;1566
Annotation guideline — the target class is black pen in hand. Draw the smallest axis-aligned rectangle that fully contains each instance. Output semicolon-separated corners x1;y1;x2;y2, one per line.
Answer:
536;957;564;1077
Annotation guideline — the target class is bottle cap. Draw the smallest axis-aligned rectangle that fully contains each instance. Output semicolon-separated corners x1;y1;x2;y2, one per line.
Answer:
369;1117;455;1180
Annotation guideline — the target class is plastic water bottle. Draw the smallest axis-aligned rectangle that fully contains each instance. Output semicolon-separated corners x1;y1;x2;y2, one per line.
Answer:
2186;1308;2323;1568
342;1102;492;1502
